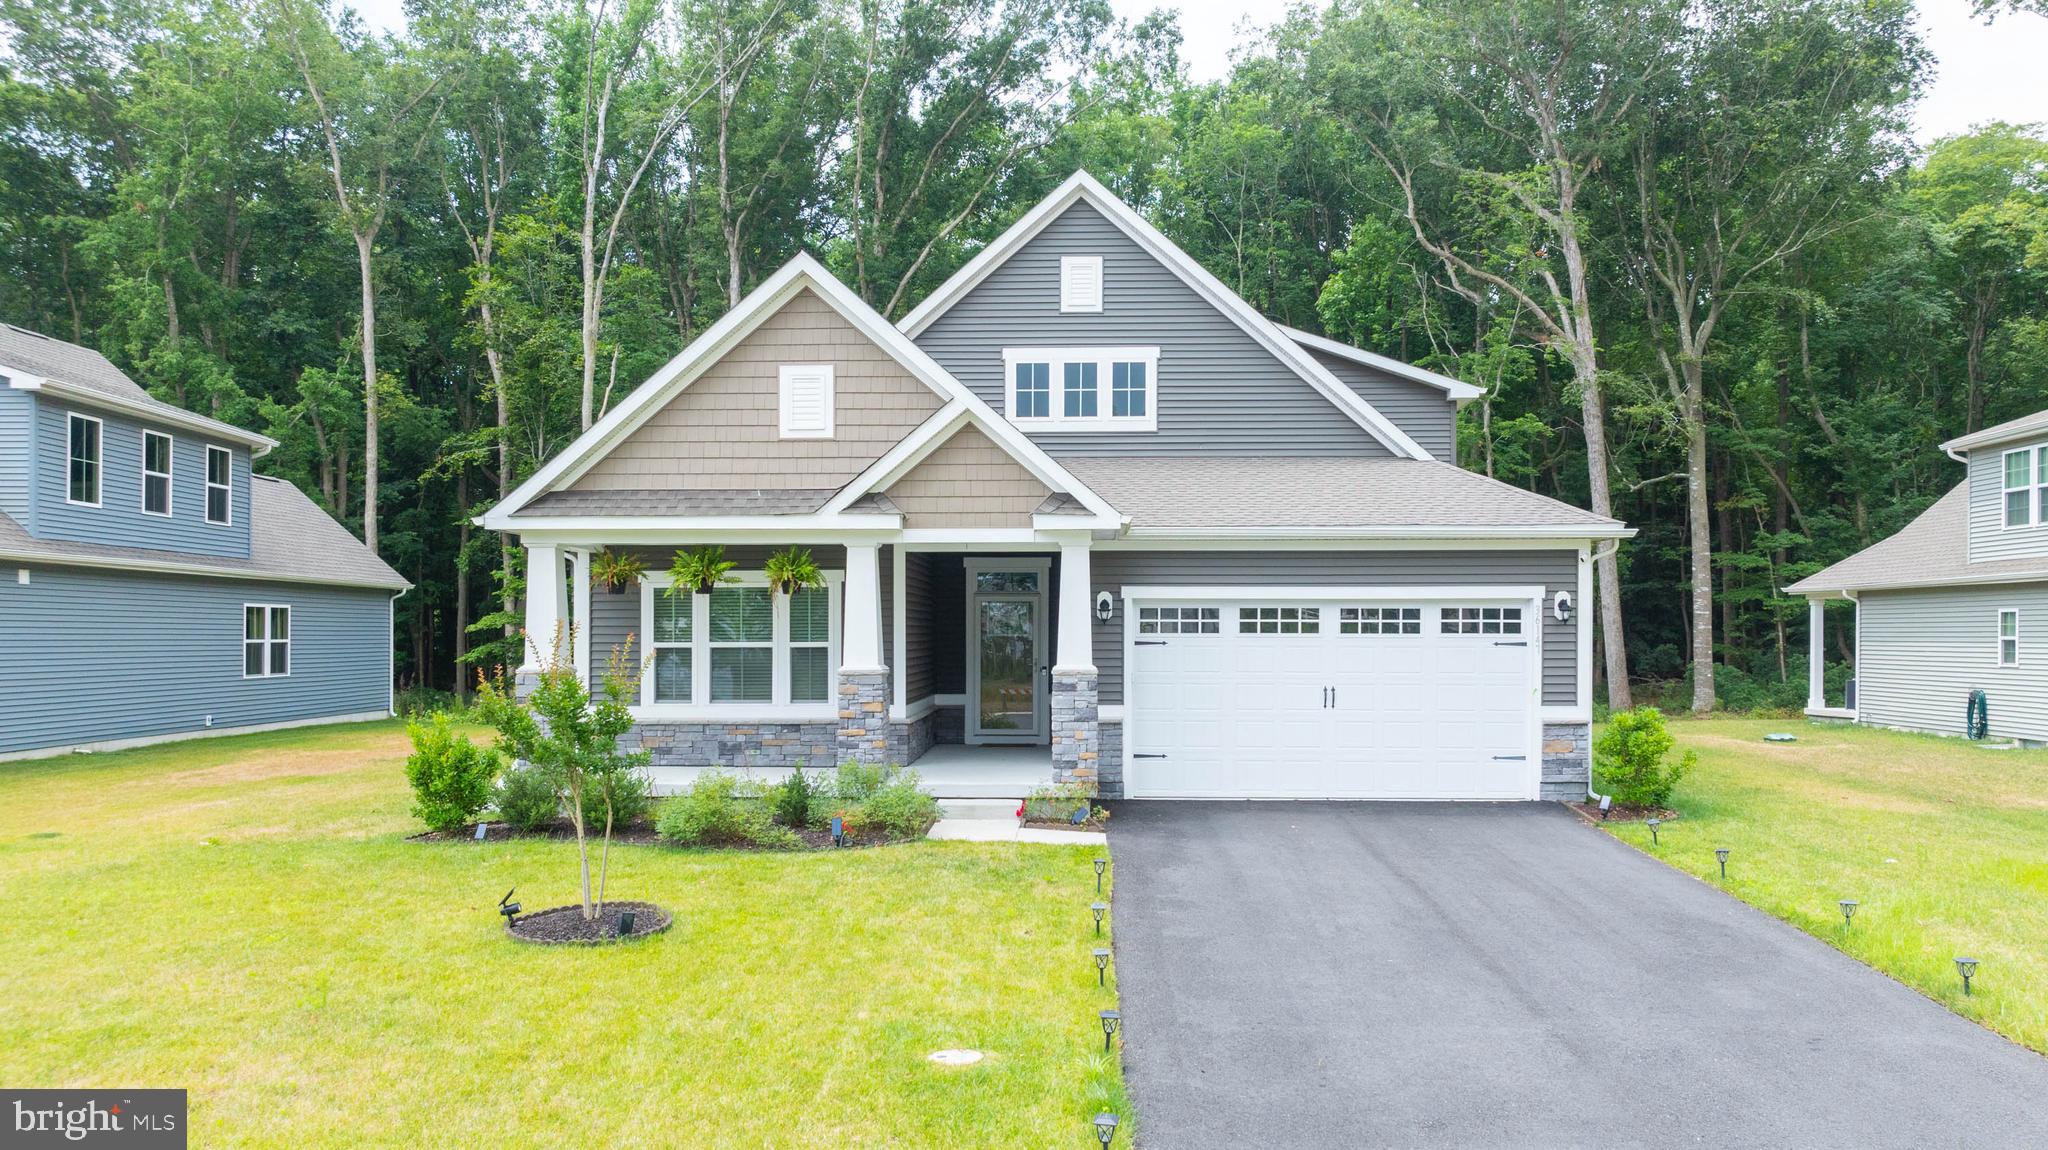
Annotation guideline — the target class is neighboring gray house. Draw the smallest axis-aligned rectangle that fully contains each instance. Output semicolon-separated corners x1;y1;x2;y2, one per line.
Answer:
0;325;408;759
481;172;1633;801
1791;409;2048;744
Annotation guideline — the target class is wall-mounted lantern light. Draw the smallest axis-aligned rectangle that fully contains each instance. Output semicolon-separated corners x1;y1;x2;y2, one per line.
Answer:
1095;591;1115;624
1553;590;1575;623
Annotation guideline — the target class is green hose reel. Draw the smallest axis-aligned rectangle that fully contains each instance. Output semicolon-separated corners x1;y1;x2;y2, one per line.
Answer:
1966;689;1989;740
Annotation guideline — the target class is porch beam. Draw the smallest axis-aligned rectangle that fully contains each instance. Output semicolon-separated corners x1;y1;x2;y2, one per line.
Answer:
842;542;887;674
1053;539;1097;674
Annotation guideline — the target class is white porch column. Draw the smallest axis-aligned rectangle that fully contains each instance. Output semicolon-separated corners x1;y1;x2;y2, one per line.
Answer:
1806;597;1826;712
1054;539;1097;673
570;548;592;682
841;542;886;673
520;542;568;673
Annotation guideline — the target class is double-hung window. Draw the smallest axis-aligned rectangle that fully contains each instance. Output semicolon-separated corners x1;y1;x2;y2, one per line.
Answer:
1003;347;1157;431
643;573;839;709
2004;449;2034;527
142;431;173;516
67;414;101;506
2000;609;2019;666
205;446;232;525
244;605;289;677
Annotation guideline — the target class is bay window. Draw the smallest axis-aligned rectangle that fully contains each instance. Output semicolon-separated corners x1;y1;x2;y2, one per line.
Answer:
1003;347;1158;430
639;571;841;711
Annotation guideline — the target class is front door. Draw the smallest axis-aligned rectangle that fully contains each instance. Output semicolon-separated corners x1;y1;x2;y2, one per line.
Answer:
966;560;1049;744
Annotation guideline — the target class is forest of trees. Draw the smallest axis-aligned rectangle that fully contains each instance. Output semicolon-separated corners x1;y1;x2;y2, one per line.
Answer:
3;0;2045;713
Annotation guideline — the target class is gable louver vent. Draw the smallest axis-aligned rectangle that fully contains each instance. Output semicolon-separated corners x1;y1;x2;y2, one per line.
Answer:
1060;255;1104;313
778;364;835;438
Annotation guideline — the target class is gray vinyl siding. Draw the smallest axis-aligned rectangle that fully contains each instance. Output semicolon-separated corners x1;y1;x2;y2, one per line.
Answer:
1856;582;2048;743
904;551;938;701
0;387;30;527
1091;549;1578;708
1305;349;1457;460
912;200;1392;457
584;545;851;683
0;563;390;754
32;399;253;557
1966;443;2048;564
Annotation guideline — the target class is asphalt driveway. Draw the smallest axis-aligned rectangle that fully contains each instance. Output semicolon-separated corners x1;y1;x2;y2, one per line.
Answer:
1105;802;2048;1148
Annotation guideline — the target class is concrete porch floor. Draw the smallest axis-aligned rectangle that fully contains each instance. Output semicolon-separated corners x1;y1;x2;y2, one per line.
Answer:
643;742;1052;799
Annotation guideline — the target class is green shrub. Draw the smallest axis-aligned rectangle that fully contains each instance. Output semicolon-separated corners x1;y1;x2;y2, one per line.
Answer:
834;761;890;804
1023;781;1093;822
495;764;561;832
394;687;461;719
769;766;815;828
655;772;799;848
404;714;500;832
853;770;940;840
1594;706;1697;808
581;765;651;828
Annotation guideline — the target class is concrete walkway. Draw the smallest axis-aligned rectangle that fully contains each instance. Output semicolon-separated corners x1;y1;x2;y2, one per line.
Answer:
1105;801;2048;1148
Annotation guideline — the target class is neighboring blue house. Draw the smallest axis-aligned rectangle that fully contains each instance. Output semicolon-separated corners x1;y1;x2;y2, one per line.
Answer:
0;324;408;759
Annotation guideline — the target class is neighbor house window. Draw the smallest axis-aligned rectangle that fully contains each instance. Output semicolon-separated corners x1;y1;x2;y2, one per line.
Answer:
1441;606;1523;635
2000;609;2019;666
1341;607;1421;635
2005;449;2033;527
1003;347;1157;430
1013;361;1050;419
244;605;289;677
206;446;232;524
67;414;101;505
142;431;173;516
709;586;773;702
1239;606;1319;635
650;590;693;702
788;586;830;702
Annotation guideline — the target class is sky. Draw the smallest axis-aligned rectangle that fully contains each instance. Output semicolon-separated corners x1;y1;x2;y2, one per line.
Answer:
348;0;2048;145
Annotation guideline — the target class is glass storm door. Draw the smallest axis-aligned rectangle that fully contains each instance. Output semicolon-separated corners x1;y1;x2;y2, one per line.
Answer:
968;564;1048;744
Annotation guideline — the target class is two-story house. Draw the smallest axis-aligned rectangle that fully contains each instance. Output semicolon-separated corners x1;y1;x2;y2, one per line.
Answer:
1792;409;2048;744
480;172;1635;801
0;324;409;758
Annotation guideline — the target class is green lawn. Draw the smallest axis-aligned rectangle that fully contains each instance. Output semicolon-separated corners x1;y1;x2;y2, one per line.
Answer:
1600;717;2048;1054
0;721;1127;1148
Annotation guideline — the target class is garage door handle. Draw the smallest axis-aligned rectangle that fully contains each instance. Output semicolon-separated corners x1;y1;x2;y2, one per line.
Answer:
1136;640;1169;646
1494;641;1528;647
1134;753;1167;759
1493;755;1527;761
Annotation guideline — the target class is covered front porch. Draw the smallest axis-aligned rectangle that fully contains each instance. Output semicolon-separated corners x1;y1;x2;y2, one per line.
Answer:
1804;593;1858;720
519;533;1104;794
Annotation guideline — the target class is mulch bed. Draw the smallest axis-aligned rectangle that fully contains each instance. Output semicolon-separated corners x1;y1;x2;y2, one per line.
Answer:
411;819;931;851
1022;815;1109;831
1565;801;1678;825
506;900;672;945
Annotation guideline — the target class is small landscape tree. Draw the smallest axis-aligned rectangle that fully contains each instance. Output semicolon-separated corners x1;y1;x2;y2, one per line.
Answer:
1594;706;1697;809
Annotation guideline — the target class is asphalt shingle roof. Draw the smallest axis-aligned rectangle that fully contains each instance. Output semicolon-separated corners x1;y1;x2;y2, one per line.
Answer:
0;475;409;590
1941;408;2048;454
1787;482;2048;594
0;324;265;446
1058;456;1625;531
512;488;837;517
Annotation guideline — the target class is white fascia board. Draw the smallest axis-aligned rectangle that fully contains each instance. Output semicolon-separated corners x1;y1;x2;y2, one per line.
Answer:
28;377;277;456
501;514;905;540
1940;415;2048;456
1032;514;1120;533
1795;571;2048;595
0;548;412;591
1120;583;1546;601
1098;535;1609;552
897;171;1433;461
1277;325;1486;402
1116;524;1636;542
820;400;1124;525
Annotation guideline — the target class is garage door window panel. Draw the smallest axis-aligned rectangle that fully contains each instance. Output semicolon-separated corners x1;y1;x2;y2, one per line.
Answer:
1139;606;1219;635
1440;606;1522;635
1341;607;1420;635
1239;606;1320;635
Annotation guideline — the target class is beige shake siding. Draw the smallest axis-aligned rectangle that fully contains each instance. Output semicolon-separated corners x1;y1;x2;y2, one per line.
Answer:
571;288;944;491
885;424;1051;528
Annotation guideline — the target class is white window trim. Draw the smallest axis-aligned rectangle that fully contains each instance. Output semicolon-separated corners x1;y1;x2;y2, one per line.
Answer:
141;430;174;517
66;413;102;507
1001;346;1158;432
2002;447;2035;529
635;569;844;719
1060;255;1104;313
243;602;291;679
1999;607;2019;666
205;445;233;526
777;363;835;439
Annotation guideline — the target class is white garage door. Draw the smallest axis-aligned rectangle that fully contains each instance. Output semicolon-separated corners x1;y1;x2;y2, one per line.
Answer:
1126;597;1539;799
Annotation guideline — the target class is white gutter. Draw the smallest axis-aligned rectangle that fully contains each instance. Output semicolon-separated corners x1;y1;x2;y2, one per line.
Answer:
0;546;411;591
1120;524;1637;541
11;374;277;457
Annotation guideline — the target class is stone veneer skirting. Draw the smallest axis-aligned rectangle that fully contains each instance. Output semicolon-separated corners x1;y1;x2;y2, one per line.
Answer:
1540;722;1591;801
620;710;935;769
1097;719;1124;799
1051;671;1100;788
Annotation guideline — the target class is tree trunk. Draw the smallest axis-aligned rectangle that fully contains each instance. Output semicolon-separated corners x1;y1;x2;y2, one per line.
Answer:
1560;231;1632;711
355;231;380;552
1683;358;1714;713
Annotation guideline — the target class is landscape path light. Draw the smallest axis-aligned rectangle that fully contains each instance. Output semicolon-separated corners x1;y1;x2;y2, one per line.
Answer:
1093;948;1111;987
1098;1009;1121;1052
1956;957;1979;996
1093;1113;1120;1147
1094;857;1108;893
1092;901;1108;935
1715;848;1729;879
1646;818;1661;845
1839;899;1858;929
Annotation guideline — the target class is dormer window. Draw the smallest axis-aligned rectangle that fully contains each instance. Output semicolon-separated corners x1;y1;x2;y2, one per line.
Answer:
1003;347;1157;432
778;364;834;438
2003;447;2045;528
1060;256;1103;313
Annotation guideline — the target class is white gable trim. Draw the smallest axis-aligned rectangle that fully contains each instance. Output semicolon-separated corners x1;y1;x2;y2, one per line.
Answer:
479;252;1120;532
1279;325;1485;403
820;401;1125;529
895;170;1434;461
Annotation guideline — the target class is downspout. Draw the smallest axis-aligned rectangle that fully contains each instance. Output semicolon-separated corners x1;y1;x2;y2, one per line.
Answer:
1584;539;1624;803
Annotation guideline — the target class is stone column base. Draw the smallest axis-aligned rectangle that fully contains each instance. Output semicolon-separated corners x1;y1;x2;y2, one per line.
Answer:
1051;671;1100;791
836;670;891;764
1541;722;1592;801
